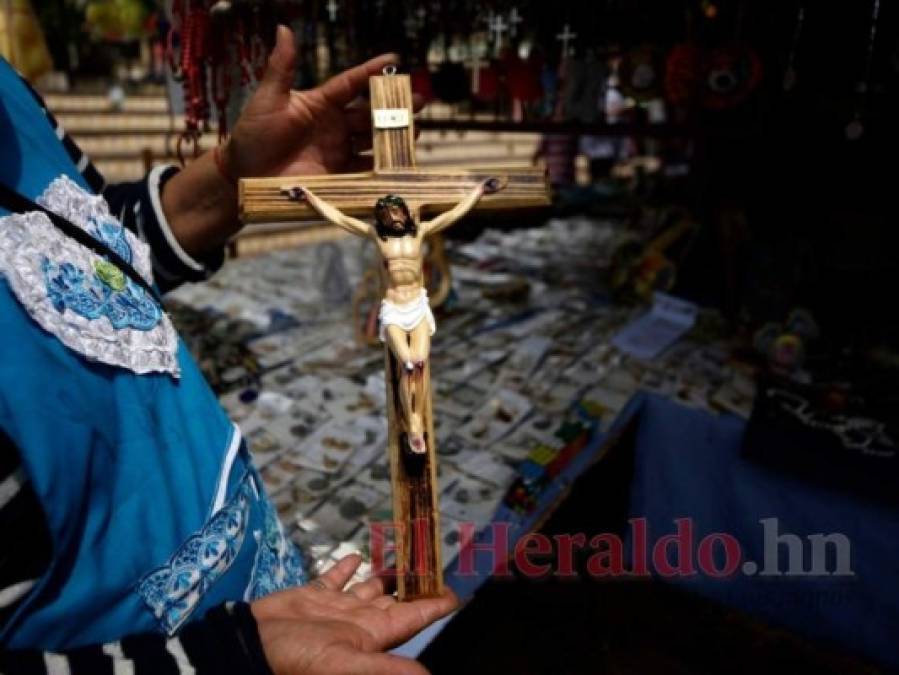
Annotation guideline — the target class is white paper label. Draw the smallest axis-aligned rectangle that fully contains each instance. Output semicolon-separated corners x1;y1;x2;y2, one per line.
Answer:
372;108;410;129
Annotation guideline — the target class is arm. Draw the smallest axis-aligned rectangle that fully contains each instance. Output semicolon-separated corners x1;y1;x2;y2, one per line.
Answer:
1;433;454;674
0;557;457;675
106;163;227;293
0;429;268;673
283;186;372;238
157;27;397;266
421;176;507;237
1;603;270;674
13;67;224;293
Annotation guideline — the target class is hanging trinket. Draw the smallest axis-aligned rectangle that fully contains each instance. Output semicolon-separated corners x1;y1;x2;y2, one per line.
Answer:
846;0;881;141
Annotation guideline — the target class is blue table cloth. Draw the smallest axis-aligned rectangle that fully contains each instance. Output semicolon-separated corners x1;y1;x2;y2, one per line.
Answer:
627;394;899;669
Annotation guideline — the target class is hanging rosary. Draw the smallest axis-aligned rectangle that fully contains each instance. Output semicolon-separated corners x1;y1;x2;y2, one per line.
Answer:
167;0;272;163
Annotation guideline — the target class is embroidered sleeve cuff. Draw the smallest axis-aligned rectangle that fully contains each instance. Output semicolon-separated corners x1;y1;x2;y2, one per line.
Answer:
143;164;226;291
0;603;272;675
178;601;274;675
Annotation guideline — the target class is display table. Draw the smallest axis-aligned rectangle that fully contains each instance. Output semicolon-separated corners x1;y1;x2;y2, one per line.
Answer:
625;393;899;670
163;219;893;665
400;393;898;670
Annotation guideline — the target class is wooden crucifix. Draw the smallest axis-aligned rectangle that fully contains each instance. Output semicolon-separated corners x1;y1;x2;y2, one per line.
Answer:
239;68;549;600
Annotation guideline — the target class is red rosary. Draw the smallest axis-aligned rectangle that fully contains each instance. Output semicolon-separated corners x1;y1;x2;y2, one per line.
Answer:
167;0;269;164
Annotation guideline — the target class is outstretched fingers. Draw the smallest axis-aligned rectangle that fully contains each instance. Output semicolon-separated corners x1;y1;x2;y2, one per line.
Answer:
375;591;459;649
347;574;387;601
258;25;297;99
315;554;363;591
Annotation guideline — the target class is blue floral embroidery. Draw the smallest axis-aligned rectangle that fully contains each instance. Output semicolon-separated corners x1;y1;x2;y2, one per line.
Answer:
88;216;133;264
42;257;161;331
245;492;307;601
138;477;253;635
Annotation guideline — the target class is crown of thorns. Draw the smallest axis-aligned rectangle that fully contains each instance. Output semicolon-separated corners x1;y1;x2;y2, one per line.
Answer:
375;195;409;212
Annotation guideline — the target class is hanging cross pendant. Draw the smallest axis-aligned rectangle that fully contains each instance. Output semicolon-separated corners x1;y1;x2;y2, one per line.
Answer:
556;23;577;59
326;0;339;22
489;14;509;54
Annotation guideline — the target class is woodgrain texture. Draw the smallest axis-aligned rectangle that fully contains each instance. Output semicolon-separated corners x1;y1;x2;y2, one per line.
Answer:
237;72;550;600
371;73;442;600
239;167;550;224
369;74;417;171
384;350;443;599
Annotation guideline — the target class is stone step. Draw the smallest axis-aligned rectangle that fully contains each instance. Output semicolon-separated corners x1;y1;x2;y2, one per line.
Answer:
44;95;489;118
42;93;169;113
56;113;186;132
94;153;536;183
72;130;538;159
48;93;539;181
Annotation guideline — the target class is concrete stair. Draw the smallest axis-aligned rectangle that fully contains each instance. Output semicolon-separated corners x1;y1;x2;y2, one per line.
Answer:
43;93;539;183
38;90;544;253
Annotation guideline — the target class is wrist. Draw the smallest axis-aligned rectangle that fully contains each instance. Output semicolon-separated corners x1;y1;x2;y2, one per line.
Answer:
213;141;239;189
182;602;273;675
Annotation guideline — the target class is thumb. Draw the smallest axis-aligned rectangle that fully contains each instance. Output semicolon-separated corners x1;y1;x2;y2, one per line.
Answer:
259;24;296;97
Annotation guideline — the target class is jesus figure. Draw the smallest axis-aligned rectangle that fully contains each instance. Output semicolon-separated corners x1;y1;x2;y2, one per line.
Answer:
281;176;507;455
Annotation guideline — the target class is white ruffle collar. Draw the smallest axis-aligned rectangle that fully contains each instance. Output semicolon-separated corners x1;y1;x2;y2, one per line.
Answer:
0;175;180;377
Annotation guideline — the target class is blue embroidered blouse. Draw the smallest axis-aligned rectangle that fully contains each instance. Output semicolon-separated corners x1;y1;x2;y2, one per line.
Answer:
0;58;306;670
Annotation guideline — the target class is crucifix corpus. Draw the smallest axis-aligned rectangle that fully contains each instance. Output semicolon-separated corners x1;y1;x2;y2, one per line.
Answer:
238;67;550;600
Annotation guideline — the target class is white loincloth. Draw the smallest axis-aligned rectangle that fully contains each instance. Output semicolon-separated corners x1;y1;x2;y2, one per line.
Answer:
378;288;436;342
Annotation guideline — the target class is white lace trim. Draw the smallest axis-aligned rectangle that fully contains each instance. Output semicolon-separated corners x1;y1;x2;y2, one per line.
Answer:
37;174;156;283
0;176;180;377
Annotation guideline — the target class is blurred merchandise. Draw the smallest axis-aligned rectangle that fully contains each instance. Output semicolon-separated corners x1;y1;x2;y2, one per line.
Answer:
0;0;53;81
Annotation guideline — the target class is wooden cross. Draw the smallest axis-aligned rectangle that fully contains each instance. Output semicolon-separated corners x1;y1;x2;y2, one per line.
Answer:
508;7;523;38
488;14;509;54
467;48;486;95
556;23;577;59
239;70;549;600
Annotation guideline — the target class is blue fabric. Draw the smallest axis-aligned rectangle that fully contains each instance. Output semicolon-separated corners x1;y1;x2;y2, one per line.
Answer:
626;394;899;669
0;60;89;207
42;259;163;330
0;57;306;649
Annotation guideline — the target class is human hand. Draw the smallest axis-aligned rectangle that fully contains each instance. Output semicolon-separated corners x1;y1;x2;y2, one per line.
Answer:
251;555;458;675
224;26;422;181
158;26;423;260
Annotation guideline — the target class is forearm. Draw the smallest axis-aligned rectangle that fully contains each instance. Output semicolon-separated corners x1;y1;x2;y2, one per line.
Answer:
0;603;271;675
160;148;242;258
